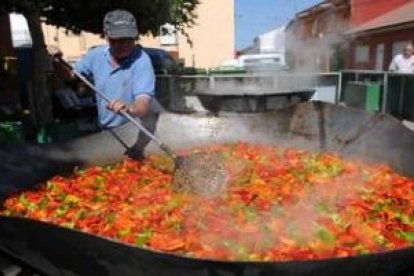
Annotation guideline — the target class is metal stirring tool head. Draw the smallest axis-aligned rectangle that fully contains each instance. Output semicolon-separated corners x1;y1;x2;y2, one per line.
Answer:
172;152;229;198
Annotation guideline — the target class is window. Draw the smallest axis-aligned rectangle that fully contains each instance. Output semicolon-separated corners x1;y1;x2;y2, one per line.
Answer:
312;17;319;37
355;45;369;63
327;12;336;32
160;23;178;46
392;41;411;57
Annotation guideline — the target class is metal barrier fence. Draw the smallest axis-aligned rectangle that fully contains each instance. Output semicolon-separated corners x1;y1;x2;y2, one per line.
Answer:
155;73;341;112
156;71;414;121
341;70;414;121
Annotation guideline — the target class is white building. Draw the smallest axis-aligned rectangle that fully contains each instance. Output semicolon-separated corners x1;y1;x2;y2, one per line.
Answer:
242;26;286;55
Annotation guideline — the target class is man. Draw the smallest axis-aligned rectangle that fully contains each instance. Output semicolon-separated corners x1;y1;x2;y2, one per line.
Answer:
50;9;155;129
389;43;414;73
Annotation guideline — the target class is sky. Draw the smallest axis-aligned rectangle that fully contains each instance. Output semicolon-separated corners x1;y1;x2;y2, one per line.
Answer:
235;0;321;50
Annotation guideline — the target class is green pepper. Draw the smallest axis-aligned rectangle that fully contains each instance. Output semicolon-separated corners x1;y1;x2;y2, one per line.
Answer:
135;229;152;246
316;227;336;244
54;205;69;217
398;231;414;242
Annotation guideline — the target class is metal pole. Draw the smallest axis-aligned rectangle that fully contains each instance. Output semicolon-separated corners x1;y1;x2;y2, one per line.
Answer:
337;72;342;104
398;75;405;119
382;72;388;114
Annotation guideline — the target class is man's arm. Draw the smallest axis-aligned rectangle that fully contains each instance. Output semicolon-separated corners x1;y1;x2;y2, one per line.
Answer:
107;95;151;117
48;45;97;81
129;50;155;116
128;95;151;117
47;45;76;80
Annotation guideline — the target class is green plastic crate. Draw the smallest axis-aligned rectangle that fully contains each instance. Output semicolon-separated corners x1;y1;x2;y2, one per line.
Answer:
0;121;25;146
37;120;79;144
365;83;381;113
343;82;381;113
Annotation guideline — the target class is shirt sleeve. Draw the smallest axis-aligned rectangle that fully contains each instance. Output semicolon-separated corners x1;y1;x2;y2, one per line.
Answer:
388;56;398;71
132;52;155;99
74;47;97;77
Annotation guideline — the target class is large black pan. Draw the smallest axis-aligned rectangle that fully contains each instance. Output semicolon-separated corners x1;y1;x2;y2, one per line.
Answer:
0;101;414;275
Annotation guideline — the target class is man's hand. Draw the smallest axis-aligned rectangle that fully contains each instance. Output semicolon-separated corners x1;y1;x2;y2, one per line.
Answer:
47;45;75;80
47;45;63;59
107;99;127;114
106;96;151;117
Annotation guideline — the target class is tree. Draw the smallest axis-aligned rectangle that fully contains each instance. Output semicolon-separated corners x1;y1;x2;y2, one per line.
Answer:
0;0;199;125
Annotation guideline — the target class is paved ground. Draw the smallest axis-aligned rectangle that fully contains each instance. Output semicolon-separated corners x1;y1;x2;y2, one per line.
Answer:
403;120;414;131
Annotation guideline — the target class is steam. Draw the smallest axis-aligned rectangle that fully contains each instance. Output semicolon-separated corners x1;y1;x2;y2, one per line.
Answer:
276;14;352;96
190;74;316;96
177;147;370;260
171;18;354;111
285;15;349;73
191;17;352;99
166;14;367;260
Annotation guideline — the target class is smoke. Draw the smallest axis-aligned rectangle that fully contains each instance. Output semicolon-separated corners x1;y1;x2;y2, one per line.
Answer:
285;14;350;74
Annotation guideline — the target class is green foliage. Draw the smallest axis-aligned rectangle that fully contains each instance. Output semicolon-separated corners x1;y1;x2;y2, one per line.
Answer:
0;0;199;35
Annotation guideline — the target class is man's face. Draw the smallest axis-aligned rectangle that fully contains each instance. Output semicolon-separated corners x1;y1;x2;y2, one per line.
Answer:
107;37;135;60
403;45;413;58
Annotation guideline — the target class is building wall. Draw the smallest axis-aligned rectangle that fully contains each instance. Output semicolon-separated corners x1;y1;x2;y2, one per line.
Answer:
345;27;414;70
41;0;234;69
350;0;411;26
140;0;235;68
42;25;104;62
180;0;234;68
257;26;286;54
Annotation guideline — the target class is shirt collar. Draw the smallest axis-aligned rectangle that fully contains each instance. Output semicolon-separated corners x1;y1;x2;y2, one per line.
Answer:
105;45;141;69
